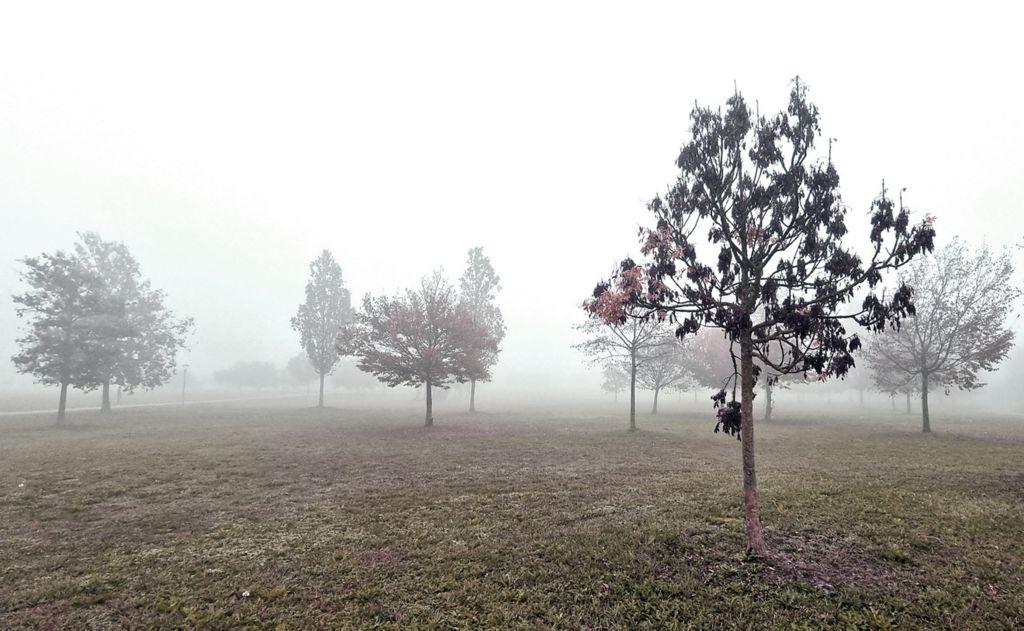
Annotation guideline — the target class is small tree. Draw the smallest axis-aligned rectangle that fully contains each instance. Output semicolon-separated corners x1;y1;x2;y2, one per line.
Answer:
339;271;492;426
585;81;935;555
12;250;106;425
635;333;691;414
863;240;1018;432
458;247;506;412
600;363;630;401
574;313;669;431
73;233;192;411
292;250;352;408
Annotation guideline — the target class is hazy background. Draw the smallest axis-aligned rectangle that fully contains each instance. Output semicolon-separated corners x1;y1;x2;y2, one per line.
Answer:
2;1;1022;407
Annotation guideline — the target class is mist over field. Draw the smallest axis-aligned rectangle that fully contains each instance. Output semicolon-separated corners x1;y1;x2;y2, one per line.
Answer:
1;2;1023;628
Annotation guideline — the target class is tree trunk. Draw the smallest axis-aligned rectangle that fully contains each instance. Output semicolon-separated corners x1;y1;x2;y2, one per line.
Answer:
628;350;637;431
763;382;773;422
318;373;325;408
921;372;931;433
890;394;895;411
651;387;660;415
57;381;69;426
116;385;122;405
905;390;911;414
101;380;111;412
469;379;476;412
425;380;433;427
740;331;768;556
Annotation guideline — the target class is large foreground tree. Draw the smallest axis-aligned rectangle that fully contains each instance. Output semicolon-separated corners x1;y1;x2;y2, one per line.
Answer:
292;250;352;408
863;240;1018;432
585;81;935;555
339;271;494;426
458;247;505;412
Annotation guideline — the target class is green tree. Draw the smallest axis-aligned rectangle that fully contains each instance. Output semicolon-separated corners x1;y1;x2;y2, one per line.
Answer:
458;247;505;412
291;250;352;407
73;233;193;411
12;249;106;425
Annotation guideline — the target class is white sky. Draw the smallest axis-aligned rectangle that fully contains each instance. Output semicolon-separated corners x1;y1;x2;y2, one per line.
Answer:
1;1;1022;392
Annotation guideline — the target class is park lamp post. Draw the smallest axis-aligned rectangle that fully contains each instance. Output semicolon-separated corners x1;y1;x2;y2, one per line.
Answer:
181;364;190;405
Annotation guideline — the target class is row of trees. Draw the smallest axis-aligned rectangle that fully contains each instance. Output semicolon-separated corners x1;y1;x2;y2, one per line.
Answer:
589;240;1020;435
291;247;506;424
211;356;378;393
12;233;193;424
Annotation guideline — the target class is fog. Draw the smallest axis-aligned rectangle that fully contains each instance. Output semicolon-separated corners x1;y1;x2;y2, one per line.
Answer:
2;1;1022;409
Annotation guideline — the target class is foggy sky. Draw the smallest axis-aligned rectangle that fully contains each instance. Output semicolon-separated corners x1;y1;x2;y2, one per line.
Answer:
2;2;1022;397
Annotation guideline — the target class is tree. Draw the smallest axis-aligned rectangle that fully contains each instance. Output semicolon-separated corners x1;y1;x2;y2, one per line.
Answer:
338;271;492;426
286;353;318;394
458;247;506;412
574;313;669;431
863;240;1018;432
73;233;192;411
866;346;918;413
600;363;630;401
292;250;352;408
584;81;935;555
12;250;106;425
635;333;691;414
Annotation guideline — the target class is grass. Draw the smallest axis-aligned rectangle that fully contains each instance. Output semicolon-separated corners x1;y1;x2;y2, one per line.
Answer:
0;400;1022;629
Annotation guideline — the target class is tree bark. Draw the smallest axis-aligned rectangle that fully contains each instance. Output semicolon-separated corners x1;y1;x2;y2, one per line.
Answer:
318;373;325;408
651;387;660;415
628;349;637;431
101;380;111;412
890;394;895;411
740;330;768;556
921;372;931;433
905;391;911;414
469;379;476;412
425;379;433;427
57;381;69;426
116;385;122;405
763;382;773;422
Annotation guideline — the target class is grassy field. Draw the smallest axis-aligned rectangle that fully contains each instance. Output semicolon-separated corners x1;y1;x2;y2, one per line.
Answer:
0;400;1021;629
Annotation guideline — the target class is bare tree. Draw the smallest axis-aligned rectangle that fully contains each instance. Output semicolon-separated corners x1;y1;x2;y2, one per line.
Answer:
863;240;1019;432
291;250;352;408
585;81;935;555
574;313;668;431
635;333;691;414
